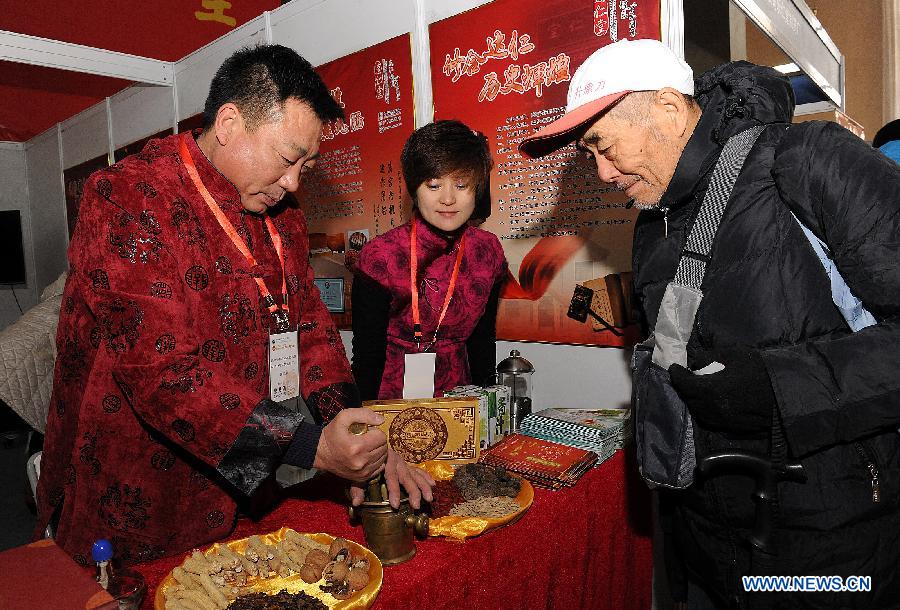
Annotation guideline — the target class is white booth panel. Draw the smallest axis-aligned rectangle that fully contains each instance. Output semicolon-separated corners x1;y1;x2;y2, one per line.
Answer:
339;330;632;411
25;129;68;293
0;145;28;206
497;341;633;411
423;0;492;23
175;16;268;123
110;84;176;149
60;103;109;169
269;0;416;66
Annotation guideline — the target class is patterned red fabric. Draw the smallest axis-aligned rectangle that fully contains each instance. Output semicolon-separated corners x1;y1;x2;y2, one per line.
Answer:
35;133;356;566
356;217;506;398
134;450;653;609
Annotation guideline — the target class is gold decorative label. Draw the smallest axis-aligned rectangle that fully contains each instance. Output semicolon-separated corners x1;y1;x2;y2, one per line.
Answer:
389;407;449;463
363;397;480;464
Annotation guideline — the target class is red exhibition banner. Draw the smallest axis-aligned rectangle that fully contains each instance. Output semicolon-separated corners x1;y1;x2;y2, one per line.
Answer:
298;35;415;329
430;0;661;347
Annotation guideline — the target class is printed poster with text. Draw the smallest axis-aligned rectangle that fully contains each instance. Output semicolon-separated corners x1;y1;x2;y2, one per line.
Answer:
298;35;415;329
431;0;660;346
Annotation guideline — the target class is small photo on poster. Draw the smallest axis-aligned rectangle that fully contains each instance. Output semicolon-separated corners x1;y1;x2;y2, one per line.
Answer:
309;232;346;255
345;228;370;272
347;228;370;251
313;277;346;313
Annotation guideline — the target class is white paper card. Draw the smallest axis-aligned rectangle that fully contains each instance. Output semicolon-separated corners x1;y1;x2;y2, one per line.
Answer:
693;361;725;375
403;352;436;399
269;331;300;402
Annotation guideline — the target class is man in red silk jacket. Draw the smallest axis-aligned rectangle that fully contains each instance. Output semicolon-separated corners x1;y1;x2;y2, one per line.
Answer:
34;45;432;566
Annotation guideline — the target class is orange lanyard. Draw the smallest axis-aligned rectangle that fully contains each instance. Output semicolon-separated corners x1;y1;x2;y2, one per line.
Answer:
178;133;290;332
410;217;465;350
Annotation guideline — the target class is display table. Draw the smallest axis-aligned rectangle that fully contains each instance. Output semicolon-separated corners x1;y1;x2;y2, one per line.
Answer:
135;450;653;609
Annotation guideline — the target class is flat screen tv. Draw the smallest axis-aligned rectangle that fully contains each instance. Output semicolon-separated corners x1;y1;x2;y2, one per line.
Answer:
0;210;27;285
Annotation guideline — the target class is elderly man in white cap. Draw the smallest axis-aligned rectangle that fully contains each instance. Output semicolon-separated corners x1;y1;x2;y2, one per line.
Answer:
521;38;697;209
522;39;900;609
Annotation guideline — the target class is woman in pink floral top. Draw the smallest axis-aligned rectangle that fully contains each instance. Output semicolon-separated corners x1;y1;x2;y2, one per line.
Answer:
352;120;507;400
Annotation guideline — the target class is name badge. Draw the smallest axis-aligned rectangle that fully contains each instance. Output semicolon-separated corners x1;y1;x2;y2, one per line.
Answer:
403;352;436;399
269;331;300;402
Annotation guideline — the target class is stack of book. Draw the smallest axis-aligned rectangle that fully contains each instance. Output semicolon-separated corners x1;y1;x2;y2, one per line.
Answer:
519;408;631;464
479;433;597;489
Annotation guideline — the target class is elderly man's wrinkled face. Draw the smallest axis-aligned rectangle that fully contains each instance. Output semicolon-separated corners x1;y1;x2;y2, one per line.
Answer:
577;99;683;209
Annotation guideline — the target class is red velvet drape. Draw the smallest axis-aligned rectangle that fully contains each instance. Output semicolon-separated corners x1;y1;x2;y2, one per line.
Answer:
135;450;653;609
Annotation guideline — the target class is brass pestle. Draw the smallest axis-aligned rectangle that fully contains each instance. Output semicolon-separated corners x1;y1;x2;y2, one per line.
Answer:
347;420;428;565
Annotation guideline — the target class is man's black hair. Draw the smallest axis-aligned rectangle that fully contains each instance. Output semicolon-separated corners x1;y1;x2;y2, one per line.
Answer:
873;118;900;149
202;44;344;131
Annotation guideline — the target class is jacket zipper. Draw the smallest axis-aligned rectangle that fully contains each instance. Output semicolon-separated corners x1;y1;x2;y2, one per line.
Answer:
854;442;881;503
659;203;669;238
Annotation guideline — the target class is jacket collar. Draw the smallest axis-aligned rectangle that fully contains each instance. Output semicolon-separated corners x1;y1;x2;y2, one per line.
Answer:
658;104;721;211
658;61;794;212
183;130;245;219
413;212;467;252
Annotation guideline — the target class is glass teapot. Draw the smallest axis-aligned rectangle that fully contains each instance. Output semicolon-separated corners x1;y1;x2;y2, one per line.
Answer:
496;349;534;432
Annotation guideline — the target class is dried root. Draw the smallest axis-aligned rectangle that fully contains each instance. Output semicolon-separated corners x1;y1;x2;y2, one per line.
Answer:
164;529;370;609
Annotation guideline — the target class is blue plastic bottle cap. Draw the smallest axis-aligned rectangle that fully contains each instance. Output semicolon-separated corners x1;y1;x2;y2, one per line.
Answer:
92;539;113;563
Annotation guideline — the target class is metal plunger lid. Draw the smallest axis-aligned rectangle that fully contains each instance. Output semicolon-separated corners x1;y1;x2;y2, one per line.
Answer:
496;349;534;374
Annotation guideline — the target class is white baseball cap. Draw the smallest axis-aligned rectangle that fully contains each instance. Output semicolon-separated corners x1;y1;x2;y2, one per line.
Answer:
519;38;694;158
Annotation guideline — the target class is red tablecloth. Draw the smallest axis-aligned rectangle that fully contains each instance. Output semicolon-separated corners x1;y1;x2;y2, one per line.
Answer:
135;450;653;610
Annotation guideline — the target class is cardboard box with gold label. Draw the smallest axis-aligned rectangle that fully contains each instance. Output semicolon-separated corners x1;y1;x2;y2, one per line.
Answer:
363;397;480;464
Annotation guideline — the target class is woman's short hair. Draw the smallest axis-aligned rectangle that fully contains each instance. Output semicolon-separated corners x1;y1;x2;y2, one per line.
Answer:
401;120;493;201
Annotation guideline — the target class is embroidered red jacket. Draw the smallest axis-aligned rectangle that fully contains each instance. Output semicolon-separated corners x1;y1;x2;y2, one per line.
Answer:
35;133;357;565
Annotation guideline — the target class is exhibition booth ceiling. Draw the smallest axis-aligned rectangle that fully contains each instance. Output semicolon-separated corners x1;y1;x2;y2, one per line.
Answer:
0;1;279;142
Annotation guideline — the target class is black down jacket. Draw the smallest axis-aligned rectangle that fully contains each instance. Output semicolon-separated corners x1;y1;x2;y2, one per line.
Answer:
633;62;900;609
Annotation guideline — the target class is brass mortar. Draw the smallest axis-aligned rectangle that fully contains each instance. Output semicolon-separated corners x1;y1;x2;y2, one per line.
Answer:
349;496;428;565
345;421;429;565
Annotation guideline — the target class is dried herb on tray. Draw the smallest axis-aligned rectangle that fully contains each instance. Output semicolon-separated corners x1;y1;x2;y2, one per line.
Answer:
427;465;523;518
452;463;521;500
427;480;467;518
225;589;327;609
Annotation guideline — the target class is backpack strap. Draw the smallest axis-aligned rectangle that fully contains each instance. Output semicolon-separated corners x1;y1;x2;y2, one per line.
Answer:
651;125;765;370
674;125;766;291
